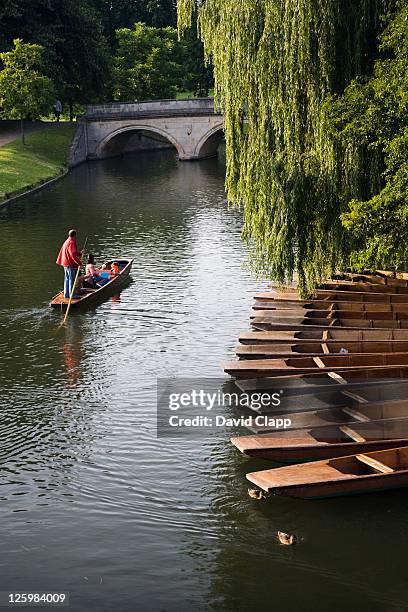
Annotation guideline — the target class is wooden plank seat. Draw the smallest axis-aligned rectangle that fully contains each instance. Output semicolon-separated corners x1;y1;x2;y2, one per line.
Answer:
340;407;371;422
355;454;394;473
342;390;369;403
339;426;366;442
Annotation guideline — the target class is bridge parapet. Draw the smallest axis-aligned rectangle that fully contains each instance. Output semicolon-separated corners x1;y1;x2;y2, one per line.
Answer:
85;97;220;119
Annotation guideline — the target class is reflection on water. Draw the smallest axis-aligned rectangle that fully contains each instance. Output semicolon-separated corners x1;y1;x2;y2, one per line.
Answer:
1;151;408;611
61;324;83;387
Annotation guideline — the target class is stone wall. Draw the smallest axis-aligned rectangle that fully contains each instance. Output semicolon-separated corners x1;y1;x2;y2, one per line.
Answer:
68;120;87;167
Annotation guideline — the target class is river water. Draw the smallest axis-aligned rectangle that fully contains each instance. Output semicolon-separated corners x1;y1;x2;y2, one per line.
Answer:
1;151;408;612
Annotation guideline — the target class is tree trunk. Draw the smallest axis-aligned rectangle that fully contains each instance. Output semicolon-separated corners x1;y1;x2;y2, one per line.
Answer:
69;100;74;122
20;117;25;145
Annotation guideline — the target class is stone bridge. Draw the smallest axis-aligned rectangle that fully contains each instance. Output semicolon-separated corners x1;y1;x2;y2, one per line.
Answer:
69;98;224;166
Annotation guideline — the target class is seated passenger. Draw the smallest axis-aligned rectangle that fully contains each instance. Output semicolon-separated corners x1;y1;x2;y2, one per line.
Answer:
110;262;120;277
83;253;101;288
96;262;117;287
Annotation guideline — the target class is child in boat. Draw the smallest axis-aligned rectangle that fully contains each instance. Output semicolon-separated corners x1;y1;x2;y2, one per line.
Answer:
83;254;102;288
96;262;119;287
110;262;120;277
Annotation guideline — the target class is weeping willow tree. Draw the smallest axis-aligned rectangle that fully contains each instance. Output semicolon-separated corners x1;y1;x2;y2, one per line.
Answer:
178;0;390;294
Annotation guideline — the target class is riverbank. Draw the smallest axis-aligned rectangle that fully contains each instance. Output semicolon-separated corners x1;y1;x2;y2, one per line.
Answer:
0;123;75;203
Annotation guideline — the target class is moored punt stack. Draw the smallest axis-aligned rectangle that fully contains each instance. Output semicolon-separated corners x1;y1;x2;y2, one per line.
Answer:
223;271;408;498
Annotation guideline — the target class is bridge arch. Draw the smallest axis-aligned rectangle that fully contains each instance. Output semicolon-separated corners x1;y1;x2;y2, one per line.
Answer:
95;124;186;160
194;124;224;159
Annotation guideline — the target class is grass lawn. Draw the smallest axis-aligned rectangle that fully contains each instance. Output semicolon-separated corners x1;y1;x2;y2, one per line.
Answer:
0;124;75;202
176;90;196;99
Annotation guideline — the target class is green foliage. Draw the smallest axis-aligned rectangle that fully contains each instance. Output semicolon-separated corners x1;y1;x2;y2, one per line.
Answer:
0;124;75;200
113;22;187;100
328;0;408;271
95;0;177;41
49;1;110;109
0;0;211;109
179;0;388;294
0;0;111;108
179;29;213;97
0;39;54;125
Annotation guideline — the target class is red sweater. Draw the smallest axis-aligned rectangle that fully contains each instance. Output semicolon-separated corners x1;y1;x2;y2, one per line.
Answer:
56;237;81;267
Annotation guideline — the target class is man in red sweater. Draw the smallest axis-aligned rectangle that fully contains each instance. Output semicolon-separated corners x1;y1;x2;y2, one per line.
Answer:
56;229;83;298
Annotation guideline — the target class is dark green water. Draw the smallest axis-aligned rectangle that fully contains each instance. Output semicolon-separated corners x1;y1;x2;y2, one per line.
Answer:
1;151;408;612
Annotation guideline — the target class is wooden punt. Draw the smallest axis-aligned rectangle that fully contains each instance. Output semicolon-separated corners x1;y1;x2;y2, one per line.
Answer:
318;281;408;294
251;316;408;330
245;380;408;416
257;291;408;303
50;258;133;309
253;300;408;312
247;379;408;414
246;446;408;499
246;387;408;431
231;417;408;463
339;272;408;287
239;329;408;344
236;342;408;359
246;398;408;434
377;270;408;280
251;307;408;321
223;352;408;378
235;374;408;395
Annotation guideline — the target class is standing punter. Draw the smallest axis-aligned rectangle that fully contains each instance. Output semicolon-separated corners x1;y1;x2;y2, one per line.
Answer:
56;229;83;298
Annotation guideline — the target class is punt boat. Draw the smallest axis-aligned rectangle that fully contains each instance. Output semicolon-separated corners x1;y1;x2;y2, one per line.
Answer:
223;352;408;378
236;341;408;359
243;381;408;416
50;258;133;309
234;374;408;395
250;316;408;330
245;398;408;433
335;272;408;287
318;281;408;294
251;308;408;321
238;329;408;344
246;446;408;498
252;300;408;312
257;291;408;303
231;417;408;462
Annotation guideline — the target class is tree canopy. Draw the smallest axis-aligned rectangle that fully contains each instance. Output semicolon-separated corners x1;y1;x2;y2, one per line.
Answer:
0;0;211;113
113;23;187;101
95;0;177;41
0;39;54;142
0;0;110;112
179;0;396;293
327;0;408;272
